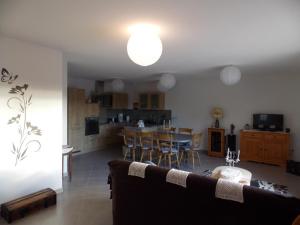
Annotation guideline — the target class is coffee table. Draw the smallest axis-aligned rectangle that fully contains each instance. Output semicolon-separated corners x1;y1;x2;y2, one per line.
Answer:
211;166;252;186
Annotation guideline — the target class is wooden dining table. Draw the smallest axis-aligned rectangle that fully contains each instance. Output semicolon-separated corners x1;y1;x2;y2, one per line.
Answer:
120;127;192;145
160;132;192;144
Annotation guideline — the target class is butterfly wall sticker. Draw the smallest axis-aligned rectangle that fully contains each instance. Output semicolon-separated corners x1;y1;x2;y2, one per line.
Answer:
1;68;18;84
1;67;42;166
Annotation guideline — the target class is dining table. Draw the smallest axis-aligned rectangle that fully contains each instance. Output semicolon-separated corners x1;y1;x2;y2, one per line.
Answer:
121;126;192;146
158;132;192;145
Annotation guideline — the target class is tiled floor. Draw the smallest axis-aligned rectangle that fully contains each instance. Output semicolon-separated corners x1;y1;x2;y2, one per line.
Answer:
1;149;300;225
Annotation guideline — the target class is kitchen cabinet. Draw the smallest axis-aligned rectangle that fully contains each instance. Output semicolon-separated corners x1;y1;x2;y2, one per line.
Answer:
68;88;85;151
240;130;290;167
86;103;99;117
68;88;101;153
139;93;165;109
99;93;128;109
112;93;128;109
68;88;85;129
139;94;148;109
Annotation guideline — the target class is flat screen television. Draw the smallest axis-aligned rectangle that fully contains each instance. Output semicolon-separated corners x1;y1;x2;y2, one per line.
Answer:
253;114;284;132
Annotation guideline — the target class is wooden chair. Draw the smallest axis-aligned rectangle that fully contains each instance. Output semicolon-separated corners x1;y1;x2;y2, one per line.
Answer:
138;131;154;162
123;128;138;161
163;127;176;132
178;128;193;135
156;133;180;168
180;132;202;168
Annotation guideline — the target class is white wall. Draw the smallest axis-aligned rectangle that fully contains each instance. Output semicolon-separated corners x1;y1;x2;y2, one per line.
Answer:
166;71;300;161
0;36;63;204
62;57;68;145
62;57;68;176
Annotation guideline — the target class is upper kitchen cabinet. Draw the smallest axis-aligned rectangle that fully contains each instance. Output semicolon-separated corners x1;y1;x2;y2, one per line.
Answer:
139;93;148;109
112;93;128;109
139;93;165;110
99;93;128;109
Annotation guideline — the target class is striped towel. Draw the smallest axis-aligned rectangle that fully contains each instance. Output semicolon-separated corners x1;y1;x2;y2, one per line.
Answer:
166;169;191;188
215;178;244;203
128;162;149;178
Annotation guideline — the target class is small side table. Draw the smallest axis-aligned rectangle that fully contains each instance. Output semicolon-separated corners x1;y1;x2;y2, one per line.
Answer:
62;146;73;182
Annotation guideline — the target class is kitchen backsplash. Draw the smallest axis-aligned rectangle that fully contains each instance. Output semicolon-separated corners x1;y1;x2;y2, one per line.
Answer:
101;109;171;125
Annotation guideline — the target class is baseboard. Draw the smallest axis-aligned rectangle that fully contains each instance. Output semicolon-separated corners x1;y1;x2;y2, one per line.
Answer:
73;148;99;156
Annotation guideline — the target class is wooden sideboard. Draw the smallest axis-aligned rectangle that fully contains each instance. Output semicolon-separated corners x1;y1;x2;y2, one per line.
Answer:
240;130;290;167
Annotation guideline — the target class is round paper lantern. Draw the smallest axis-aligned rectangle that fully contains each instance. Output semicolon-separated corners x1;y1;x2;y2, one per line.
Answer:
157;82;169;92
220;66;242;86
157;74;176;92
111;79;125;92
127;28;163;66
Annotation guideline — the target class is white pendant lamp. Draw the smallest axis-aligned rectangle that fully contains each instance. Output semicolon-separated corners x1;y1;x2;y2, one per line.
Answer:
157;74;176;92
220;66;242;86
127;24;163;66
111;79;125;92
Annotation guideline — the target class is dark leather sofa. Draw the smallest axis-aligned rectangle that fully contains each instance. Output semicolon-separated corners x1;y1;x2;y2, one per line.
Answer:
108;160;300;225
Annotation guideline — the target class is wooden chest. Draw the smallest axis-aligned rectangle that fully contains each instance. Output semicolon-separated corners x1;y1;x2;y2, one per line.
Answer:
0;188;56;223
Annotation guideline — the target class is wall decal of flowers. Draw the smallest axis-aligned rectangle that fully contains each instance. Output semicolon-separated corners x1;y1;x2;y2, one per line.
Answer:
1;68;42;166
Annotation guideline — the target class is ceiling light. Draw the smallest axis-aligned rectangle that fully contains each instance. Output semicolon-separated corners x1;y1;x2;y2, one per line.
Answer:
157;74;176;92
127;24;163;66
111;79;125;92
220;66;242;86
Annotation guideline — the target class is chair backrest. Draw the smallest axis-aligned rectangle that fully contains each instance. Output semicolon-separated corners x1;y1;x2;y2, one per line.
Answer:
163;127;176;132
138;131;154;149
156;133;173;152
124;128;136;147
178;128;193;135
192;132;202;149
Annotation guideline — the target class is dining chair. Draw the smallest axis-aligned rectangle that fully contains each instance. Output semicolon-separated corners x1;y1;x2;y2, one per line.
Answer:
123;128;138;161
179;132;202;168
138;131;154;162
156;133;180;168
178;128;193;135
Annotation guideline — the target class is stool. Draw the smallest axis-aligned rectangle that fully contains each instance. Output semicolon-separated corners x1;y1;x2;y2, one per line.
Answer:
62;146;73;181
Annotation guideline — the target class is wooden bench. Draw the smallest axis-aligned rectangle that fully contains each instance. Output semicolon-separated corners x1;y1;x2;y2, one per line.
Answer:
0;188;56;223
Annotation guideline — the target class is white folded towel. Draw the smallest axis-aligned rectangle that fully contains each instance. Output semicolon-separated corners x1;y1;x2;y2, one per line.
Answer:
215;178;244;203
128;162;149;178
166;169;191;188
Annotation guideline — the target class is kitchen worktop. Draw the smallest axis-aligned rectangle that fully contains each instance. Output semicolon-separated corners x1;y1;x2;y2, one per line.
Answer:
99;122;163;128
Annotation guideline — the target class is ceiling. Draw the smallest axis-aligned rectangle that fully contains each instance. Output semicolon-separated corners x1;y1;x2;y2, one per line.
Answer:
0;0;300;80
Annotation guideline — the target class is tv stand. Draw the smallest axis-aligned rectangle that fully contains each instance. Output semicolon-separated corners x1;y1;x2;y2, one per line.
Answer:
240;130;290;168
